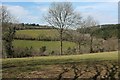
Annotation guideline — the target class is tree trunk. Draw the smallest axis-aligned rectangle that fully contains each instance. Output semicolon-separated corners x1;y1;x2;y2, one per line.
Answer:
60;29;63;55
90;34;93;53
78;42;81;54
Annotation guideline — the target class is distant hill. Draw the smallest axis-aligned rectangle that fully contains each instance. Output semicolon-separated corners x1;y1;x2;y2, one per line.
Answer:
77;24;119;39
94;24;118;39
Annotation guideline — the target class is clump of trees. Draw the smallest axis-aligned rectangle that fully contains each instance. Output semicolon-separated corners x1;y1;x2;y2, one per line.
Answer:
1;6;17;58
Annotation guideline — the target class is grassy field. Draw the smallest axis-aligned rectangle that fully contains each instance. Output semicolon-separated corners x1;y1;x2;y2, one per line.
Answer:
2;51;118;78
13;40;76;53
15;29;59;38
2;51;118;65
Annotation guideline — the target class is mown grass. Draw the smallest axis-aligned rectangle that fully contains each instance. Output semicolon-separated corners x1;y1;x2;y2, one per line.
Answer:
15;29;59;38
2;51;118;78
13;40;76;52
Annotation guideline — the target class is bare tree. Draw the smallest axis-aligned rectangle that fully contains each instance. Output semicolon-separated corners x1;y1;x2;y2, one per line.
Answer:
71;31;83;54
0;5;17;58
74;19;89;54
45;2;81;55
73;16;97;54
0;6;16;30
84;16;98;53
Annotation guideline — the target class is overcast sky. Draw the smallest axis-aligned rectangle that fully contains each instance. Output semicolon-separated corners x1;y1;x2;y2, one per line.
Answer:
2;1;118;25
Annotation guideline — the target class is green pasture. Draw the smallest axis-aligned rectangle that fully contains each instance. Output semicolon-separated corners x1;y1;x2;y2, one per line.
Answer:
13;40;76;52
3;51;118;65
15;29;59;38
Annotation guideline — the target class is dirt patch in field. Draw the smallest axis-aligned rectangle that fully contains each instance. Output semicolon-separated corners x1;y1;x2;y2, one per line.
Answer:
3;61;119;79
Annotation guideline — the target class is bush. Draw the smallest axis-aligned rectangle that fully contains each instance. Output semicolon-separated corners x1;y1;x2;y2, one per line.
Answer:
49;50;55;55
66;47;72;54
39;46;47;56
13;46;33;58
66;47;76;55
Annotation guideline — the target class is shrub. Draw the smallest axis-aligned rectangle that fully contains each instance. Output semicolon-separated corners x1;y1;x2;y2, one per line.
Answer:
66;47;72;54
39;46;47;56
49;50;55;55
66;47;76;55
13;46;34;58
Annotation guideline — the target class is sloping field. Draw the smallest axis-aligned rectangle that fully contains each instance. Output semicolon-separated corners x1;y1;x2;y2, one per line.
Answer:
2;51;118;78
3;51;118;65
15;29;59;39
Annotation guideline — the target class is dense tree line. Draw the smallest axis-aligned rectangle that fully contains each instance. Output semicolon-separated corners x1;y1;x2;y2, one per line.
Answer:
77;24;119;39
15;23;57;30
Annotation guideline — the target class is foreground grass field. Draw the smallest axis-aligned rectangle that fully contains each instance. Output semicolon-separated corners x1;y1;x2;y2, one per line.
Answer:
2;51;118;78
13;40;76;53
